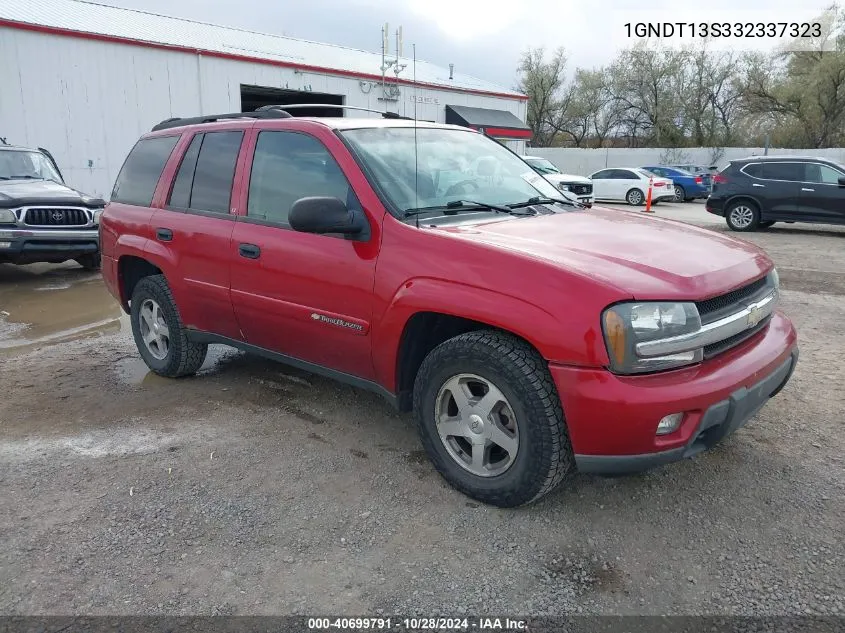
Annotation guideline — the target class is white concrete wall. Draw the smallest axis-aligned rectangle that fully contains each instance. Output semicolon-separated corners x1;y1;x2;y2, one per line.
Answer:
0;27;527;198
528;147;845;178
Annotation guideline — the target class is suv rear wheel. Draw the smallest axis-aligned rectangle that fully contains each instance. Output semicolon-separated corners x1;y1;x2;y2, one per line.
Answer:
726;201;760;231
130;274;208;377
413;330;574;507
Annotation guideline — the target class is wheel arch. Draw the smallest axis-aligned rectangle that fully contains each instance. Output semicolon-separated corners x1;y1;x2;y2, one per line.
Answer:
117;255;163;311
373;278;602;412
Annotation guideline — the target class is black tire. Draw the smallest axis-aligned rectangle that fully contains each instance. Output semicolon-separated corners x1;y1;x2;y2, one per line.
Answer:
725;200;760;232
673;185;686;202
75;253;101;270
413;330;574;507
759;221;775;228
130;274;207;378
626;188;645;206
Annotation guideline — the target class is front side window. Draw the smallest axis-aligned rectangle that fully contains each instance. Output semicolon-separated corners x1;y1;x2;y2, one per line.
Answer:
340;127;561;216
247;131;354;226
0;150;63;182
591;170;611;179
805;163;844;184
112;136;179;206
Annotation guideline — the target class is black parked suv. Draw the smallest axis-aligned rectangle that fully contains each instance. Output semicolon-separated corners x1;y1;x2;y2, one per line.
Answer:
706;156;845;232
0;142;104;268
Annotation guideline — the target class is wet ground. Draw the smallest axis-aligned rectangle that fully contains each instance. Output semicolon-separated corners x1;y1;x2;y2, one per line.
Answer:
1;203;843;617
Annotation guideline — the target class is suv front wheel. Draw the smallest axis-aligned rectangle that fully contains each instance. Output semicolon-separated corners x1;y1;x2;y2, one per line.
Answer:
726;201;760;231
130;274;208;377
413;330;574;507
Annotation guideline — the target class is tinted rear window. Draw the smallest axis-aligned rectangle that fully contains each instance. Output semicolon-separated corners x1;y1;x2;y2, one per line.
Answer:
111;136;179;206
188;131;243;213
168;134;203;209
743;163;764;178
762;162;803;181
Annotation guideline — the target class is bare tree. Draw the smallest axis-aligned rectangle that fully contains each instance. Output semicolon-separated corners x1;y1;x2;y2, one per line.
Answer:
741;5;845;147
516;47;568;147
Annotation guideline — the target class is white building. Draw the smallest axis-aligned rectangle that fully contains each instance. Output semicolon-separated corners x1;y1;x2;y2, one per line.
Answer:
0;0;530;198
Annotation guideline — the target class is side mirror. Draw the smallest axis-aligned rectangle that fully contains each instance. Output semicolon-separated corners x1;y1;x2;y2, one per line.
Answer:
839;176;845;187
289;196;368;238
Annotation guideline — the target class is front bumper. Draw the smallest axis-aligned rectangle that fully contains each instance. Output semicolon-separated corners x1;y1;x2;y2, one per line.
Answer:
549;311;798;474
0;227;99;263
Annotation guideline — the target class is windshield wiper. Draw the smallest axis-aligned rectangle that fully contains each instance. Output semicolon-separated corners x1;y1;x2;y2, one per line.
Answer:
0;175;40;180
508;196;580;209
404;199;519;218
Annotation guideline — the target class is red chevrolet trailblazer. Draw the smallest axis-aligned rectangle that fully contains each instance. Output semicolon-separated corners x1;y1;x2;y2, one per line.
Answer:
100;107;798;507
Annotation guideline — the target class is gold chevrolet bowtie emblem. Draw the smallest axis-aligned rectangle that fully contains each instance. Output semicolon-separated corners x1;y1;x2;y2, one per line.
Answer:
747;305;762;328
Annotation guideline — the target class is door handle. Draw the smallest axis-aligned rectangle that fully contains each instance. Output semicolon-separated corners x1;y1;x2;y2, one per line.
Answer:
156;228;173;241
238;243;261;259
752;183;765;188
801;187;815;192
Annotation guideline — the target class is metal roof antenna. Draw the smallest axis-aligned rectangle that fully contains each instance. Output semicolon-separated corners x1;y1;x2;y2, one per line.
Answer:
413;43;419;230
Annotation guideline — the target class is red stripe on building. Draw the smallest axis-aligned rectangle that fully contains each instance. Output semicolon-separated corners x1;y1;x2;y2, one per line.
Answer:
0;19;529;102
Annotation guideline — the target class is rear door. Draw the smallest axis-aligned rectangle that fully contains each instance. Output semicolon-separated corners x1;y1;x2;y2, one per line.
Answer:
801;162;845;223
148;130;244;339
742;162;799;219
229;128;379;379
614;169;642;198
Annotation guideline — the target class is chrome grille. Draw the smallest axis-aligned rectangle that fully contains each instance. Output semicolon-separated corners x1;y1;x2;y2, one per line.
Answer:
696;275;772;325
703;315;771;359
24;207;89;226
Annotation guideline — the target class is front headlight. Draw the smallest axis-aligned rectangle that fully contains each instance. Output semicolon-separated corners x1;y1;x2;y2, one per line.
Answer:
602;302;703;374
92;208;104;225
0;208;17;224
557;182;570;192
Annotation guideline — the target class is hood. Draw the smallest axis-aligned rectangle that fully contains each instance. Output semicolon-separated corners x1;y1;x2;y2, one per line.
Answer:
431;206;772;300
543;173;591;185
0;179;105;208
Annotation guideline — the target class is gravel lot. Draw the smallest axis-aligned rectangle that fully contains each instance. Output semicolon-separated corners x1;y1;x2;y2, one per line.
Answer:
1;202;843;617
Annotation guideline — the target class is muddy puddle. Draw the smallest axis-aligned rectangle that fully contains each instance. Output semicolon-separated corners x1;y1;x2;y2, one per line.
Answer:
0;263;124;354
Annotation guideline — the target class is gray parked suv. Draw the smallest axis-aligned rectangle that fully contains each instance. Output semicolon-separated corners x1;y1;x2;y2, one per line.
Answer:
0;142;104;268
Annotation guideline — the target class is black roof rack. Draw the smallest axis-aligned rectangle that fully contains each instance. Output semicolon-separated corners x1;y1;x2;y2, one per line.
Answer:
272;104;413;119
151;104;412;131
151;109;292;132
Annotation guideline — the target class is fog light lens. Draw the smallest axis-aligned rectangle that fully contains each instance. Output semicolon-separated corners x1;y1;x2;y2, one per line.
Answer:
0;241;11;249
656;412;684;435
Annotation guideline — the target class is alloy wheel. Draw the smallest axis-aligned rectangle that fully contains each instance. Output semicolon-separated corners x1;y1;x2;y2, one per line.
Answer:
138;298;170;360
434;373;519;477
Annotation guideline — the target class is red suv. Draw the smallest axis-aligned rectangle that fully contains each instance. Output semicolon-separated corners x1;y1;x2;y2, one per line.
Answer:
100;108;798;507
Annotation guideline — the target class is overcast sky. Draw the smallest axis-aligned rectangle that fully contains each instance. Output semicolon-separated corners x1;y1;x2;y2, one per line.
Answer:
107;0;834;89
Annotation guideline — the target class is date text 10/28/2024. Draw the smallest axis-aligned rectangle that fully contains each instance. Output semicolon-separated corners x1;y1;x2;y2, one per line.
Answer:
307;617;527;631
624;22;823;38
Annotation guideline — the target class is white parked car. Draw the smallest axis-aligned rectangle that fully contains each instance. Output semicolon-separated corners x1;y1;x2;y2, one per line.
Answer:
522;156;594;207
588;167;674;206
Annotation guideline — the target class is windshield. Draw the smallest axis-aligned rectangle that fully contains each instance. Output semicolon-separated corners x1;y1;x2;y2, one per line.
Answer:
340;127;562;215
524;157;560;175
0;150;62;182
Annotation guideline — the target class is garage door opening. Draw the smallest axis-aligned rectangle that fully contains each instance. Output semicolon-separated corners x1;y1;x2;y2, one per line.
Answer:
240;85;344;117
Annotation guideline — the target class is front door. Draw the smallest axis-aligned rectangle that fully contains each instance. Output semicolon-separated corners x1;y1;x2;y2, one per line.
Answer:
590;169;613;200
229;129;380;380
801;162;845;223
